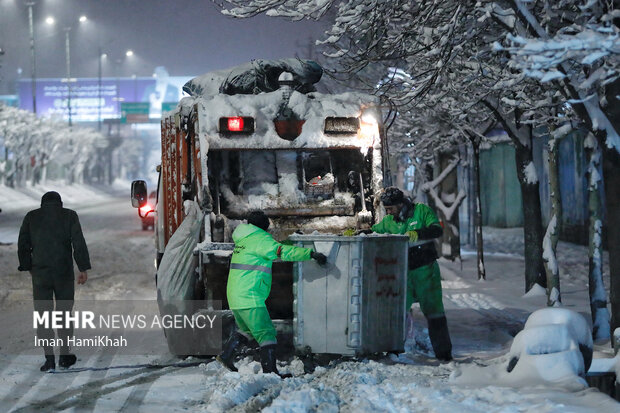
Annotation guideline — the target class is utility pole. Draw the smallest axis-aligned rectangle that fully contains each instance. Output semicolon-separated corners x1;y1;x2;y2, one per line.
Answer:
0;48;5;89
26;1;37;114
98;47;102;131
64;27;72;126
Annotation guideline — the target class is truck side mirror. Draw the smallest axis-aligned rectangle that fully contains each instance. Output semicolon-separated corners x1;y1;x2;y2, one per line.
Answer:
131;180;148;208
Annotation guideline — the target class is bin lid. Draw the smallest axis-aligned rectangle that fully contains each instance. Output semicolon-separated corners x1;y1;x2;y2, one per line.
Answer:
288;233;408;242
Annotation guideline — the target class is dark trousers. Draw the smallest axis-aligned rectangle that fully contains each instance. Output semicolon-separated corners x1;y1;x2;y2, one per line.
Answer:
426;315;452;360
32;274;75;356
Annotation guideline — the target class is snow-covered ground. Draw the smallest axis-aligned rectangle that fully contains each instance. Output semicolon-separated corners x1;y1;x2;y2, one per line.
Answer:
0;182;618;412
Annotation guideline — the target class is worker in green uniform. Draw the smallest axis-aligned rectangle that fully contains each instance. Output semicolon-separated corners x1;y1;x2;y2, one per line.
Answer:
18;191;91;371
371;187;452;361
217;210;327;377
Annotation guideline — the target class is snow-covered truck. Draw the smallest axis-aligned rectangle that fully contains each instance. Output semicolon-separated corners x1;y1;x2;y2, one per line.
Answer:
131;59;390;354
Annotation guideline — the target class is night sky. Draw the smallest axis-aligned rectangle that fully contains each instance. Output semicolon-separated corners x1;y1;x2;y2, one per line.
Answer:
0;0;327;95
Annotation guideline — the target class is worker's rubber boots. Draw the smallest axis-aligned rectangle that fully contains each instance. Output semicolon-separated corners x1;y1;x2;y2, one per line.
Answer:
59;354;77;368
40;355;55;372
217;332;249;372
259;344;291;378
427;316;453;362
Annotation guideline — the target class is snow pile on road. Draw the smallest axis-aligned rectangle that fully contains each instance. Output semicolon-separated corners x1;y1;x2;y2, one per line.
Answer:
201;360;282;412
201;357;455;412
197;347;619;413
451;308;593;391
194;309;613;411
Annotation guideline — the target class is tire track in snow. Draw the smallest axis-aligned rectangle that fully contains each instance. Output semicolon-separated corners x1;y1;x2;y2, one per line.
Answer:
0;355;46;409
6;345;121;411
9;365;173;412
118;374;157;411
74;331;127;411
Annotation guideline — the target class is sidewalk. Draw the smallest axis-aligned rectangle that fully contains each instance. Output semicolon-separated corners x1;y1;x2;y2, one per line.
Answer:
438;227;614;360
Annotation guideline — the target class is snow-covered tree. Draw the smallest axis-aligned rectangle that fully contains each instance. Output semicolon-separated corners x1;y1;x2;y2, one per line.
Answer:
0;104;112;186
487;0;619;344
584;132;610;341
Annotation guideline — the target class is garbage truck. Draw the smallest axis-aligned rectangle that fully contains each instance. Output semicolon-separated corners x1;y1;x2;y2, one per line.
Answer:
131;59;402;356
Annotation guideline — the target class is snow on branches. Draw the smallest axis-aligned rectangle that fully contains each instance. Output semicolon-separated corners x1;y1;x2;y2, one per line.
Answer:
490;0;620;152
421;157;466;224
0;104;106;186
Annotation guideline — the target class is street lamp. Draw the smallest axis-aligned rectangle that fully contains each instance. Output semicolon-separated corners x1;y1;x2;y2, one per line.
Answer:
64;27;73;126
46;14;87;126
98;49;104;130
100;50;134;134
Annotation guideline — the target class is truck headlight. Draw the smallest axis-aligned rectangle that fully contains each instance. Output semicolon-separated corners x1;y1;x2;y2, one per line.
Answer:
324;117;360;135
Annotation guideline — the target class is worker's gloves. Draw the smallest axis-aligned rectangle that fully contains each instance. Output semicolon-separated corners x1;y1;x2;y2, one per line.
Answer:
342;228;374;236
311;251;328;265
406;230;419;242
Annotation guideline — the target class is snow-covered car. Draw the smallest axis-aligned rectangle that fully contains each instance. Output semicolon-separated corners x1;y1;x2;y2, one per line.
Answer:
506;308;593;380
450;307;595;391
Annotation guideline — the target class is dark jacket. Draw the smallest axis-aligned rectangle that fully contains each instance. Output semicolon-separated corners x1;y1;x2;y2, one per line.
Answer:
18;198;91;279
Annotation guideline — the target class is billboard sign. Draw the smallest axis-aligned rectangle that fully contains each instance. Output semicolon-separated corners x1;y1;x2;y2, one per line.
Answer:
18;75;191;123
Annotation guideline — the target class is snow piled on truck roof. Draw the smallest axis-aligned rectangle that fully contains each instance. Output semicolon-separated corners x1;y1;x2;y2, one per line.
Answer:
167;59;382;151
183;58;323;97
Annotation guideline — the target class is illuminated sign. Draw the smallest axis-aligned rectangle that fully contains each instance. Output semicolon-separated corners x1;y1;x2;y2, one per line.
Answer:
18;76;191;123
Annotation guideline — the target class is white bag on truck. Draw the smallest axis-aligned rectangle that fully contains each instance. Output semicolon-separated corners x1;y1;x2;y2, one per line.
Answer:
156;201;203;355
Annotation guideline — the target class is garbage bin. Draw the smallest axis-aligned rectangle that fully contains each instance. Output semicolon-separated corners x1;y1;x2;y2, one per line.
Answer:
290;234;408;356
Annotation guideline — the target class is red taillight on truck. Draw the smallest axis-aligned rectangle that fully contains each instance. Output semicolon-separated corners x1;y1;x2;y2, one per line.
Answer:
219;117;255;135
228;117;243;131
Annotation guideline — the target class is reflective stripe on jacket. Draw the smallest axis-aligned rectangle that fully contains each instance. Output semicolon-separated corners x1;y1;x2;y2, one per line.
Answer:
226;223;312;309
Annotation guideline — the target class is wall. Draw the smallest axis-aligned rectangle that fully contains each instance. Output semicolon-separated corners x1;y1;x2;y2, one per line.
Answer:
479;142;523;227
474;130;605;244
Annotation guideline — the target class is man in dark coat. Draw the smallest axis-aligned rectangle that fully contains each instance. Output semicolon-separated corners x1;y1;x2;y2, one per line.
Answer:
18;191;91;371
